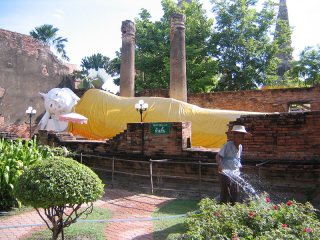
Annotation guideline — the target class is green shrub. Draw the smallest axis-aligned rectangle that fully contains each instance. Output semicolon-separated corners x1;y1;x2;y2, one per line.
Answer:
183;195;320;240
14;157;105;240
0;138;67;210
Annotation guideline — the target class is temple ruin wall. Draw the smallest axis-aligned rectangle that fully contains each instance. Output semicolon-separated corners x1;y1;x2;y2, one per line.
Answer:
137;87;320;113
0;29;73;125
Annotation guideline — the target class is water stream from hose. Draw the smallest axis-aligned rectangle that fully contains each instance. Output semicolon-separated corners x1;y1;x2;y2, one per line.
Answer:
222;169;259;198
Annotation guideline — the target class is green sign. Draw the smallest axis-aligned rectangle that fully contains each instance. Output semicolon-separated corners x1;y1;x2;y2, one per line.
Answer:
150;123;171;135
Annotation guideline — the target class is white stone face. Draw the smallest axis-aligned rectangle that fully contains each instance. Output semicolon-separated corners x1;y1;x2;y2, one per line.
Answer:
39;88;80;132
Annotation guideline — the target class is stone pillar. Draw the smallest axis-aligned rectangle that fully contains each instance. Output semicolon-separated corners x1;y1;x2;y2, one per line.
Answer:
120;20;136;97
170;13;187;102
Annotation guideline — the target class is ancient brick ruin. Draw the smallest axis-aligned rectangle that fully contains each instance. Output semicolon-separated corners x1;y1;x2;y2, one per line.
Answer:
0;29;74;125
137;86;320;112
1;14;319;205
36;117;320;204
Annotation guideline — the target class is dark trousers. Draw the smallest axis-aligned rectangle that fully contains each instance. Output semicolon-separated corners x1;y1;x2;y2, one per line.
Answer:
219;173;239;204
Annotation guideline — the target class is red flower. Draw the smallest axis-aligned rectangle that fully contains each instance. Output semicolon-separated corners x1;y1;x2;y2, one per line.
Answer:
286;200;293;206
304;227;312;233
213;212;221;217
282;223;287;228
266;197;271;203
273;205;278;210
248;211;255;218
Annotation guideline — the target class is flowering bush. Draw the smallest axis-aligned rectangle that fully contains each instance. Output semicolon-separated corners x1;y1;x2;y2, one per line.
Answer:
183;194;320;239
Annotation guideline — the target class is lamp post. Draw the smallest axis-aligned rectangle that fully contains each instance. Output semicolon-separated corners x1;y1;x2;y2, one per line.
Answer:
135;100;148;154
134;100;148;122
26;106;36;139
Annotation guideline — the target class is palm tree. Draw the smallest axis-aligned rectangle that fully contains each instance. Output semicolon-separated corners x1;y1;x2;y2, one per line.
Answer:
81;53;110;72
30;24;69;61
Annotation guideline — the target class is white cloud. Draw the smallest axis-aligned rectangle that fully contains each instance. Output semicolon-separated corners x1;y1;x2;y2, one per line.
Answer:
53;9;65;20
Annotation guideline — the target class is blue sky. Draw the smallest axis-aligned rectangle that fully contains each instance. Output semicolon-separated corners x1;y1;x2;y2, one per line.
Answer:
1;0;319;67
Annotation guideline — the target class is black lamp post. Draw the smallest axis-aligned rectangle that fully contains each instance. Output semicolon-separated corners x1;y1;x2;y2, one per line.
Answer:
135;100;148;122
26;106;36;139
135;100;148;154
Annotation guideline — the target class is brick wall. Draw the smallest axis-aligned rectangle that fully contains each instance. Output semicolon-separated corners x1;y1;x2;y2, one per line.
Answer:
0;28;72;125
228;111;320;162
137;86;320;112
36;118;320;205
37;122;213;161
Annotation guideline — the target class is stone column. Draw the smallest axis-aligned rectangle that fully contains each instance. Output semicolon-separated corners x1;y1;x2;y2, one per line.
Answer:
170;13;187;102
120;20;136;97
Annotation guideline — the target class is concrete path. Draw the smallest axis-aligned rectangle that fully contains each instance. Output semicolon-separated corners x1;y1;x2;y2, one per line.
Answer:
0;189;172;240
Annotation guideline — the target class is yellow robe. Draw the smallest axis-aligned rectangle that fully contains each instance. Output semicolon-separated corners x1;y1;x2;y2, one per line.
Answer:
70;89;262;148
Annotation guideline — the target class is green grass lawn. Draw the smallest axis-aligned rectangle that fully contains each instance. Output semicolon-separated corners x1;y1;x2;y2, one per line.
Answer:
25;207;111;240
152;199;200;240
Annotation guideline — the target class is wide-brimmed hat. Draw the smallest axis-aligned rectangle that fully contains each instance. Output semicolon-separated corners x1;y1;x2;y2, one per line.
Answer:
231;125;249;134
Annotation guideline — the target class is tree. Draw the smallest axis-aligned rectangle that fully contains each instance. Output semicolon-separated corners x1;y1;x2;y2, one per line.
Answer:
15;157;104;240
80;53;111;72
30;24;69;61
209;0;282;91
183;0;219;92
290;46;320;86
134;7;171;91
77;53;119;91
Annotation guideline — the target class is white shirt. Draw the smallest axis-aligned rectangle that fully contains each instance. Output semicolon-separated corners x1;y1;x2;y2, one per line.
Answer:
218;141;242;171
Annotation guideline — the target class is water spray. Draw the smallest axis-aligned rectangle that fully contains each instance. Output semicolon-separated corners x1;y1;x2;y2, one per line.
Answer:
222;169;259;198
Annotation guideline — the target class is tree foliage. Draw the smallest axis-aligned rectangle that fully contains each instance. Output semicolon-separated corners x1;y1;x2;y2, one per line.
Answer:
15;157;104;240
30;24;69;61
0;138;68;210
210;0;281;91
183;0;219;92
134;7;171;91
80;53;111;72
77;53;119;91
290;46;320;86
109;0;293;92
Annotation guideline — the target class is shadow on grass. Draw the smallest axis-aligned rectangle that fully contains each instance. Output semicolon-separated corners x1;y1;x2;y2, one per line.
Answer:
152;199;200;240
152;222;186;240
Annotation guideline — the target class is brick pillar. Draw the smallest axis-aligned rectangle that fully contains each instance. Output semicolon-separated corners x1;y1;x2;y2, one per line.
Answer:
120;20;135;97
170;13;187;102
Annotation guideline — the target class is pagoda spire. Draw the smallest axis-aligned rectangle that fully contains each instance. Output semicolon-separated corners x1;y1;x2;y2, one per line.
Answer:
275;0;293;79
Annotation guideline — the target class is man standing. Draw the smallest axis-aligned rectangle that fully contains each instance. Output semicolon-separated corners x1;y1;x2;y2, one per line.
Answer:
215;125;250;204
